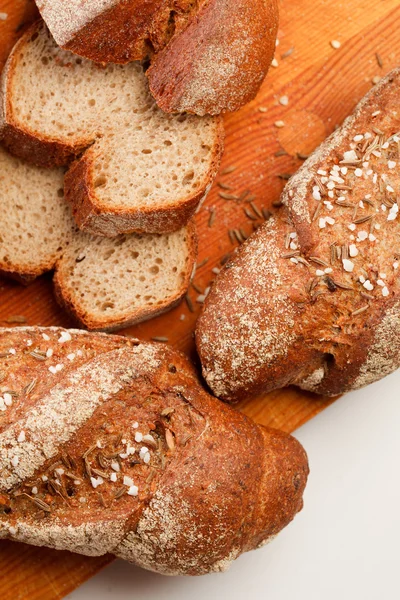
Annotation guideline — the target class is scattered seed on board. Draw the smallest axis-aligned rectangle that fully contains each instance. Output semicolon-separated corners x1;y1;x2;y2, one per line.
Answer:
330;40;341;49
208;209;216;227
151;337;169;343
274;120;285;128
281;47;294;59
221;166;237;175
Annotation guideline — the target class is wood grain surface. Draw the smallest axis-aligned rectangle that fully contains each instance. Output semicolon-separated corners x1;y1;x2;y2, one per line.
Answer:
0;0;399;597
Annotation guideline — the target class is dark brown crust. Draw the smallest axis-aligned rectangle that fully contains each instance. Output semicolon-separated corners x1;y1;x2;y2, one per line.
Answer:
37;0;200;64
147;0;279;115
64;118;225;236
196;69;400;401
36;0;278;115
52;220;198;331
0;326;308;575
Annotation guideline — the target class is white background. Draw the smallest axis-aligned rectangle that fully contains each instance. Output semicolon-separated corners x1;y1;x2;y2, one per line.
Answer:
68;372;400;600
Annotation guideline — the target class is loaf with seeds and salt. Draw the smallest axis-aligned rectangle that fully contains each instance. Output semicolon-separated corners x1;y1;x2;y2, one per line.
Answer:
0;144;196;330
0;22;224;236
0;327;308;576
196;69;400;401
34;0;279;116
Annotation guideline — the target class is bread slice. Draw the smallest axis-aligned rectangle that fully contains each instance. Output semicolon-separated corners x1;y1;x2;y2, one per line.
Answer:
54;224;197;331
196;68;400;400
0;146;74;284
0;143;196;329
0;22;224;236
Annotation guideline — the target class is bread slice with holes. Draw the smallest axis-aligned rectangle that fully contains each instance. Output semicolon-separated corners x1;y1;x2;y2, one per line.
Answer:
0;22;224;237
196;68;400;401
54;224;197;331
0;143;197;330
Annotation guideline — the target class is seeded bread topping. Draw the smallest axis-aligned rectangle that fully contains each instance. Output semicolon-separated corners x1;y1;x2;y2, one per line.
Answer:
0;327;308;575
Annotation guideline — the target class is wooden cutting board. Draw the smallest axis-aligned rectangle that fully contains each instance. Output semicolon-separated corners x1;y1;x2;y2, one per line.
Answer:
1;0;400;597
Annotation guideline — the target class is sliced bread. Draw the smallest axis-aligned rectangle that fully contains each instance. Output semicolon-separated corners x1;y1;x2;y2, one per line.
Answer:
0;144;197;330
0;22;224;236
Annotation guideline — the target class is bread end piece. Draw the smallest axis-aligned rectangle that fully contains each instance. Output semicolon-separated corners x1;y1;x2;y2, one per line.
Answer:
147;0;279;115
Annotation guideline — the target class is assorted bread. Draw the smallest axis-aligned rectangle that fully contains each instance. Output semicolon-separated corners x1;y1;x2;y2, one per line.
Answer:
34;0;279;116
0;327;309;576
0;145;196;331
0;22;224;236
196;69;400;401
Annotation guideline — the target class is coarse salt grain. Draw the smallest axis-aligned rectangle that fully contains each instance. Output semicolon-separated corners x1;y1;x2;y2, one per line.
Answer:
364;280;374;291
9;527;17;535
11;456;19;467
279;95;289;106
128;485;139;497
316;270;325;277
42;333;50;341
343;150;358;162
353;134;364;142
349;244;358;257
46;348;53;358
388;160;397;169
4;393;12;407
354;168;363;177
271;58;278;68
111;461;120;472
319;218;326;229
357;231;368;241
32;487;38;495
369;234;376;242
90;476;104;489
17;431;25;443
382;287;390;297
123;476;134;487
58;331;72;343
132;422;139;429
343;259;354;273
67;353;76;361
9;349;16;355
110;472;118;482
348;223;356;231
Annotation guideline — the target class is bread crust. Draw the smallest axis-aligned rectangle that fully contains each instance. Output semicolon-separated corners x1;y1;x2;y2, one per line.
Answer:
0;326;308;575
53;219;198;331
148;0;279;116
196;68;400;400
35;0;278;115
64;118;224;236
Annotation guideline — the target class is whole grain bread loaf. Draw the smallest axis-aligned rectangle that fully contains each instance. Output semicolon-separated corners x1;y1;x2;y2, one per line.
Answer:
34;0;279;116
196;69;400;401
0;144;196;331
0;327;308;576
0;22;224;236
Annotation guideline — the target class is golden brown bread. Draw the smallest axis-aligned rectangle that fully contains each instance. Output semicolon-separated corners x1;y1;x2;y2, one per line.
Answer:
34;0;279;115
196;68;400;401
0;327;308;575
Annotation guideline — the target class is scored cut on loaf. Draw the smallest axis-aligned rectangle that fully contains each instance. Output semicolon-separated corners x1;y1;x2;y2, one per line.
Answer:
0;143;196;331
0;326;309;576
196;68;400;401
34;0;279;116
0;22;224;236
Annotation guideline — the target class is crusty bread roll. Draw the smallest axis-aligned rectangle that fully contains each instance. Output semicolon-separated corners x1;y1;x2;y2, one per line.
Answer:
0;327;308;575
196;68;400;401
34;0;279;115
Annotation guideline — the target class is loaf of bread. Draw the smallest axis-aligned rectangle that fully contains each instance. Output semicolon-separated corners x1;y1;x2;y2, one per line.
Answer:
0;144;196;330
34;0;279;116
0;22;224;236
0;327;308;576
196;69;400;401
